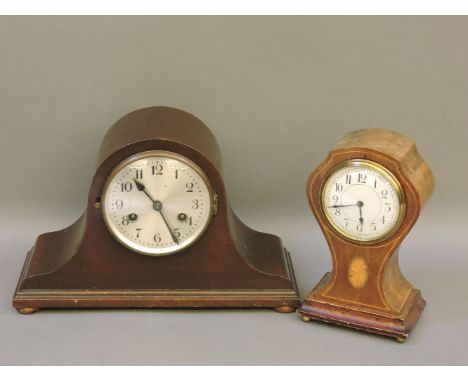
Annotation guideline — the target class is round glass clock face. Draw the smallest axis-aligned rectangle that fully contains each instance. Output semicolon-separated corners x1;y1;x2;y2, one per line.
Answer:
321;159;405;243
102;151;214;256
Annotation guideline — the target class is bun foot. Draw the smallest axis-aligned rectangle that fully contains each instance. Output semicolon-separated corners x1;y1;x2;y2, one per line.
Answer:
17;307;39;315
274;306;296;313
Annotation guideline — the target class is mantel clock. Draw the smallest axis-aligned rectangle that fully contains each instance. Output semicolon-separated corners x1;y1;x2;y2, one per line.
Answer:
297;129;434;342
13;106;299;314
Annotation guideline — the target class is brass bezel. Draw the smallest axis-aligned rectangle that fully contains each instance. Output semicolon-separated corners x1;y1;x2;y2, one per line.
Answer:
320;159;406;245
101;150;215;256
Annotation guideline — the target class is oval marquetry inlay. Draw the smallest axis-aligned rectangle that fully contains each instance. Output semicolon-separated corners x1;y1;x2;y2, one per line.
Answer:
348;257;368;289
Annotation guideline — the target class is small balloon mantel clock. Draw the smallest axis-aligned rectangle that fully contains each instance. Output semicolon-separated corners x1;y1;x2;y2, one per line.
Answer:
13;107;299;314
297;129;434;342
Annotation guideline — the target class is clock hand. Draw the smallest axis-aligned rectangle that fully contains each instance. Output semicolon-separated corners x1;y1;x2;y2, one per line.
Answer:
328;203;359;208
152;200;179;245
133;178;179;244
357;201;364;224
159;210;179;245
329;202;364;224
133;178;156;203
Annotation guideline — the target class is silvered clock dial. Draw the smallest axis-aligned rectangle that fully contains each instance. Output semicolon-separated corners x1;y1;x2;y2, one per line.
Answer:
102;150;214;256
321;159;405;243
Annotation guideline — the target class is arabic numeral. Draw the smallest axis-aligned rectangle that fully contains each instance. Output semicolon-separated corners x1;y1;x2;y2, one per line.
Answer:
134;169;143;179
186;182;194;192
152;164;163;175
120;182;132;192
153;233;161;243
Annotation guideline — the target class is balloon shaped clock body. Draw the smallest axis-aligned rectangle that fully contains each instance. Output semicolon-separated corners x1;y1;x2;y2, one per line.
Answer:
13;107;299;314
298;129;434;342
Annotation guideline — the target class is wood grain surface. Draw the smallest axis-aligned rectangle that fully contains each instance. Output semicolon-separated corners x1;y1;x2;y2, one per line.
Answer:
298;128;435;342
12;107;299;313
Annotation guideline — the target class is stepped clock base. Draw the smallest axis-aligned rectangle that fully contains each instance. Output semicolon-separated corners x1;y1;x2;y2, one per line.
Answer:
13;247;299;313
14;289;299;311
297;273;426;342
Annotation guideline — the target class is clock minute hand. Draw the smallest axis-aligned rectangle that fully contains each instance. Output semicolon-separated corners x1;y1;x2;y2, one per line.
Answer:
159;210;179;245
328;203;358;208
152;200;179;245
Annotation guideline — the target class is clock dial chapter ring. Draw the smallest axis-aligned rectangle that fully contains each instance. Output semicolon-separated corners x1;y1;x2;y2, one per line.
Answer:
320;159;406;244
101;150;215;256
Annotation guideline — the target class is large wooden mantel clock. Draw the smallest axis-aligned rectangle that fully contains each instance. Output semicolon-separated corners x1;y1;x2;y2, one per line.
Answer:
297;129;434;342
13;106;299;314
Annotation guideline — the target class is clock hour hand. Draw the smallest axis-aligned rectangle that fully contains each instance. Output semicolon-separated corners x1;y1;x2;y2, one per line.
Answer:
133;178;156;203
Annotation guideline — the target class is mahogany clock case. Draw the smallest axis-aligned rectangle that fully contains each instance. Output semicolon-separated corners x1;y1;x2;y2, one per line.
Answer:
12;107;300;313
297;129;435;342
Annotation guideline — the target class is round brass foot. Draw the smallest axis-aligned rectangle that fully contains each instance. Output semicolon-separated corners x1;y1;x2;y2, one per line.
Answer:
301;315;311;322
17;307;39;315
274;306;296;313
396;337;407;343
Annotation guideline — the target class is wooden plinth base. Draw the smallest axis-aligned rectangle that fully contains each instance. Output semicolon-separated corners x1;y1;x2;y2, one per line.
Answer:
297;274;426;342
12;248;299;313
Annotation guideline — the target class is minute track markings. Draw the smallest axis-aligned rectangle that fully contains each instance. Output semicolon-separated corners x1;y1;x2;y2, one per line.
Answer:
322;160;402;242
102;152;213;255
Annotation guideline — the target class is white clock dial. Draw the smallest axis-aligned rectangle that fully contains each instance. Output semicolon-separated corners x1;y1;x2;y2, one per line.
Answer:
321;159;405;243
102;151;214;256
